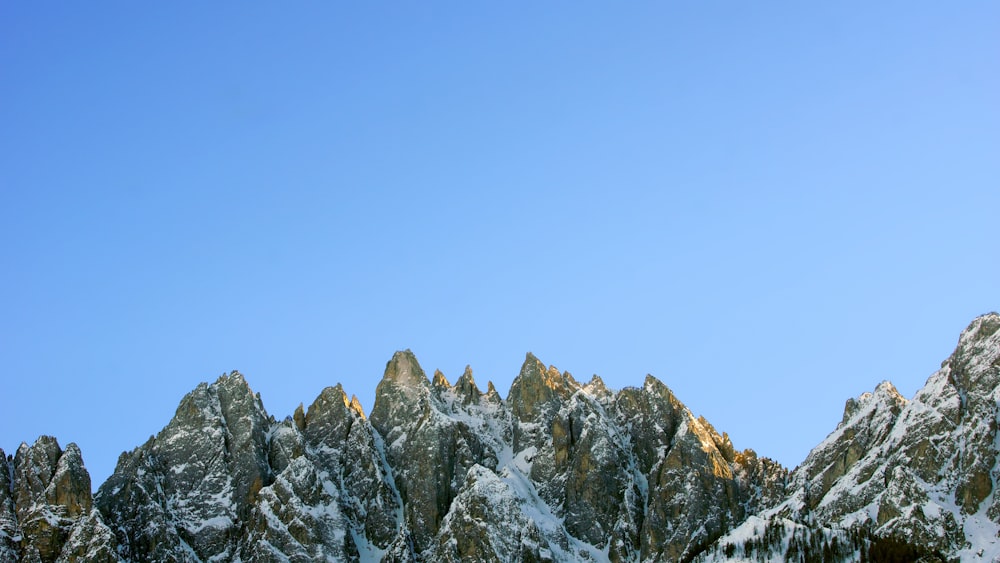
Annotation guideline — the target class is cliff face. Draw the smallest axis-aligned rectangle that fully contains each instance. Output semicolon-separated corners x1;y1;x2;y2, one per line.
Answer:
3;313;998;562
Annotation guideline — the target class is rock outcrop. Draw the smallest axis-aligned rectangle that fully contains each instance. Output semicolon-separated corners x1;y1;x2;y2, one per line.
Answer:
2;437;119;562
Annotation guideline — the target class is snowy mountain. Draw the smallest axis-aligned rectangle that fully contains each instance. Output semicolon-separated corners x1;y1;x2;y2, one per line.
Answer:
697;312;1000;563
1;313;997;562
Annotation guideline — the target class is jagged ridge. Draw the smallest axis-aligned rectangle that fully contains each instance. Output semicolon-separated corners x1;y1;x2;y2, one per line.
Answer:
1;313;997;562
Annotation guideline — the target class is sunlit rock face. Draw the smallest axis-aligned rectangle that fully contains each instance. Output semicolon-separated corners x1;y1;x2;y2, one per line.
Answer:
611;375;788;562
11;313;999;562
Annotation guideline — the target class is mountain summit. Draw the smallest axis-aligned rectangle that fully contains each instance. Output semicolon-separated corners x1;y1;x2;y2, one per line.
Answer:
2;313;997;562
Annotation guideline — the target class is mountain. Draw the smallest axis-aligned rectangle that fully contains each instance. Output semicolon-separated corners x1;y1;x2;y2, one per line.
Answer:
0;313;996;562
696;312;1000;562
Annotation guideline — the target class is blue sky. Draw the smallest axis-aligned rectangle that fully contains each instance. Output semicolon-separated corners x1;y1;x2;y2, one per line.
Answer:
2;2;997;487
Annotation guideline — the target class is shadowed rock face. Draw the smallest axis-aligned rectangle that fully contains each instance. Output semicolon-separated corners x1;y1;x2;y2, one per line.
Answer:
96;372;406;563
96;372;275;561
12;313;999;562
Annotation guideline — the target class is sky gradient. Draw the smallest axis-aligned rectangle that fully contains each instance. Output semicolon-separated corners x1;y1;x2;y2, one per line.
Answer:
2;2;998;488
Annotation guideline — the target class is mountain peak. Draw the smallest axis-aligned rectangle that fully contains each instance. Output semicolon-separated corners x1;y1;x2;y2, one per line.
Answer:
349;394;365;419
432;369;450;389
214;370;247;387
941;312;1000;398
381;349;429;389
583;374;612;400
485;380;501;402
962;312;1000;341
454;365;482;404
458;365;475;384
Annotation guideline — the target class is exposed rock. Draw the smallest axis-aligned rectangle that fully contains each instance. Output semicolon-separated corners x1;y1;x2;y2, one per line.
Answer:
454;366;482;405
369;350;497;554
6;437;119;562
508;353;576;453
0;449;20;561
97;371;274;561
56;509;121;563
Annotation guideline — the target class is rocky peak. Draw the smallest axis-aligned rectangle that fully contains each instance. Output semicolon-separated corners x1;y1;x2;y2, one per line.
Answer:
943;312;1000;399
583;374;612;401
794;378;907;508
381;349;430;390
370;351;432;444
96;372;273;561
46;443;92;519
454;365;482;404
485;380;501;403
508;353;577;423
957;311;1000;346
371;352;499;554
9;436;116;562
840;380;906;426
432;369;451;389
370;350;434;447
348;394;365;418
609;374;775;561
13;436;62;515
303;383;365;446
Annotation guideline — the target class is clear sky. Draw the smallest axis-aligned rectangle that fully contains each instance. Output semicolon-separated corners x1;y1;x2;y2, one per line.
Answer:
2;2;997;488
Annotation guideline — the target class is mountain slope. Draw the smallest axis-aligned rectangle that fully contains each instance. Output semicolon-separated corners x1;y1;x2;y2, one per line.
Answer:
699;312;1000;562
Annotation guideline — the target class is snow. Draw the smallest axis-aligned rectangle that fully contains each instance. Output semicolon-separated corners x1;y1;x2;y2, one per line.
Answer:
185;514;233;534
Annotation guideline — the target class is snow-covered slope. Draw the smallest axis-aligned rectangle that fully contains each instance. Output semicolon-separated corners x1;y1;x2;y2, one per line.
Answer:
699;312;1000;562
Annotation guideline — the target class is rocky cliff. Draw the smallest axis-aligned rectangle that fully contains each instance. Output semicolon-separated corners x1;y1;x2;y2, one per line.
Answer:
2;313;997;562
